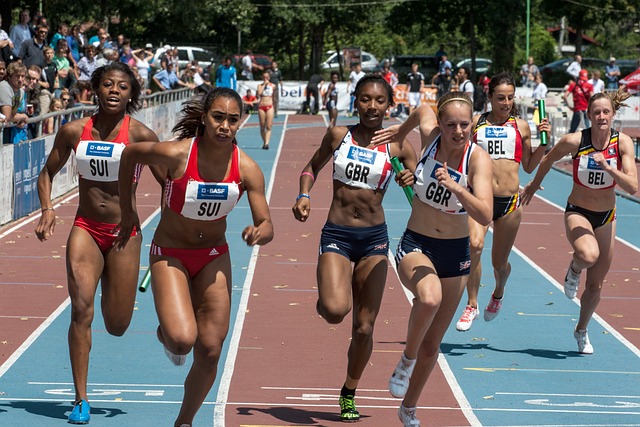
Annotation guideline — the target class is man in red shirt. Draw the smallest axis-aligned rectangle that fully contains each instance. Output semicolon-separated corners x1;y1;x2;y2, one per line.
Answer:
563;69;593;133
242;88;258;114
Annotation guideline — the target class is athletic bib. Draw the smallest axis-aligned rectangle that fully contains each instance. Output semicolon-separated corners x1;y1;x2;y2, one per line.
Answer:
475;126;518;160
414;156;468;214
181;180;241;221
575;154;616;189
75;140;126;182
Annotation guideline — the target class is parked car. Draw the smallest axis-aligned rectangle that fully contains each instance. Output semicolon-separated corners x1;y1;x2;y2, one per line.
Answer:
539;57;608;88
616;59;638;80
321;50;379;72
454;58;492;76
152;46;217;71
388;54;439;83
232;53;273;77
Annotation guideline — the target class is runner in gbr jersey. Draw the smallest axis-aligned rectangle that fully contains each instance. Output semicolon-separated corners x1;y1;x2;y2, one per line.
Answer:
35;62;162;424
292;74;417;422
521;89;638;354
116;87;274;427
455;72;548;332
372;93;493;426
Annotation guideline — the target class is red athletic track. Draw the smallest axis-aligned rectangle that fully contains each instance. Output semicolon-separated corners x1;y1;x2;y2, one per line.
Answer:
1;114;638;427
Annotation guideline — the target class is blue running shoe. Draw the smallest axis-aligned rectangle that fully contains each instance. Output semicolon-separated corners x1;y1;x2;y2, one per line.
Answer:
68;399;90;424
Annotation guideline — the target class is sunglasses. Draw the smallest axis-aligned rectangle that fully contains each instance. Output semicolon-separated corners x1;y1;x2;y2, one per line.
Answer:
61;97;70;101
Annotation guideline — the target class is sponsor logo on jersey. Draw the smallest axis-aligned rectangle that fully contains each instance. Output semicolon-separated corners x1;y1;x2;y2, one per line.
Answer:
485;127;508;138
586;157;604;170
209;248;219;256
197;184;229;200
86;142;114;157
430;163;461;183
347;146;376;165
608;147;617;156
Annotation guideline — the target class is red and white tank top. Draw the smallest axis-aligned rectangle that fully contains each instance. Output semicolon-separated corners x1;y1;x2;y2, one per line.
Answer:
165;137;243;221
573;128;620;190
414;136;475;214
473;113;522;163
75;115;141;182
332;126;393;191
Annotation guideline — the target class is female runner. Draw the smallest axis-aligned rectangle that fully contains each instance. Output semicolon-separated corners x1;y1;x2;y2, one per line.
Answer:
256;71;276;149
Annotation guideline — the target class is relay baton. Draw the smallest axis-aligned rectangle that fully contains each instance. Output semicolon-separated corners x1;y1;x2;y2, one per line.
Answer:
138;269;151;292
390;156;414;206
537;99;548;146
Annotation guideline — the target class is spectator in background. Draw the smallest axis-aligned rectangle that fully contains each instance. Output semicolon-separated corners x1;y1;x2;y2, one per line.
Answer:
457;66;474;103
432;66;454;99
42;97;62;134
49;22;68;51
241;49;262;80
564;69;593;133
305;73;324;115
268;60;283;117
215;56;237;90
96;48;118;68
566;54;582;81
242;88;258;114
605;57;620;90
67;24;85;63
9;9;31;58
192;64;212;94
0;62;29;143
406;62;425;114
438;54;452;75
519;56;540;88
347;62;365;117
322;71;339;130
70;80;94;106
0;61;6;81
41;46;57;96
589;70;605;94
435;44;447;63
131;47;153;90
158;45;172;70
77;45;98;81
532;73;548;101
0;15;15;62
26;64;43;116
153;62;193;91
18;24;48;68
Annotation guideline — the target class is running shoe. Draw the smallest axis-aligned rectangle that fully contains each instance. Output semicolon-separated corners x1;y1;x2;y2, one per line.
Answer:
484;294;503;322
68;399;91;424
398;404;420;426
574;329;594;354
339;394;360;422
163;345;186;366
456;305;479;331
389;355;416;398
564;261;581;299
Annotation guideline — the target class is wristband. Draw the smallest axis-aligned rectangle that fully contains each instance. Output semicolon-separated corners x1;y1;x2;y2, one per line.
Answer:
296;193;310;201
300;171;315;182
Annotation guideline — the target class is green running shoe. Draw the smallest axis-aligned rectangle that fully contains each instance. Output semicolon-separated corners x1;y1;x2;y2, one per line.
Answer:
339;394;360;422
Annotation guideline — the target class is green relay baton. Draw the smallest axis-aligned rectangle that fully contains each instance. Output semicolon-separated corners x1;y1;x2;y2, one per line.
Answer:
138;269;151;293
390;156;414;206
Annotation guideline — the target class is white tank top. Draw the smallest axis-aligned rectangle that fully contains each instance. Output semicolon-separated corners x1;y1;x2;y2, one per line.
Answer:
414;136;474;214
332;126;393;191
261;83;274;97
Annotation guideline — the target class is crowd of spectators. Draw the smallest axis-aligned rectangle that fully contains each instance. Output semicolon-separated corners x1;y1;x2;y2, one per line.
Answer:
0;9;212;144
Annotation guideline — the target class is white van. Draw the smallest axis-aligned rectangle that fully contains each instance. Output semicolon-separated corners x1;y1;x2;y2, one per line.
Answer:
153;46;217;70
321;50;379;72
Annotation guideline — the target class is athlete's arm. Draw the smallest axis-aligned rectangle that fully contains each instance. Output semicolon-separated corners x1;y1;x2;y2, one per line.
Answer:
239;151;274;246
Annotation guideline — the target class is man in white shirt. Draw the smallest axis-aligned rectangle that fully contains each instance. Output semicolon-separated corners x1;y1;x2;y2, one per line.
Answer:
457;66;474;103
588;70;604;93
347;62;366;117
566;54;582;80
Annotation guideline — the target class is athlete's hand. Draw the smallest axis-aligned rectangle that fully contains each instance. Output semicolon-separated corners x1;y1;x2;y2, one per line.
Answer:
292;197;311;222
370;125;402;148
242;225;261;246
113;211;140;251
591;152;612;172
520;181;543;206
436;162;457;190
35;209;56;241
536;118;551;136
395;168;415;188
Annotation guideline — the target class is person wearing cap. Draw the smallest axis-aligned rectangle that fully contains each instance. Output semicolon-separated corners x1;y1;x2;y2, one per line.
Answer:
605;57;620;90
563;68;593;133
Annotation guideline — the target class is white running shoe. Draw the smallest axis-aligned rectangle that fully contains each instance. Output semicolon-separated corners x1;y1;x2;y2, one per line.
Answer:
398;404;420;426
564;261;581;299
164;345;187;366
389;355;416;398
456;305;479;331
574;329;594;354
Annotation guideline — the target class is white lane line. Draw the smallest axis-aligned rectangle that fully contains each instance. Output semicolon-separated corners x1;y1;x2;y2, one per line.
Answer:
0;208;162;379
213;114;288;426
